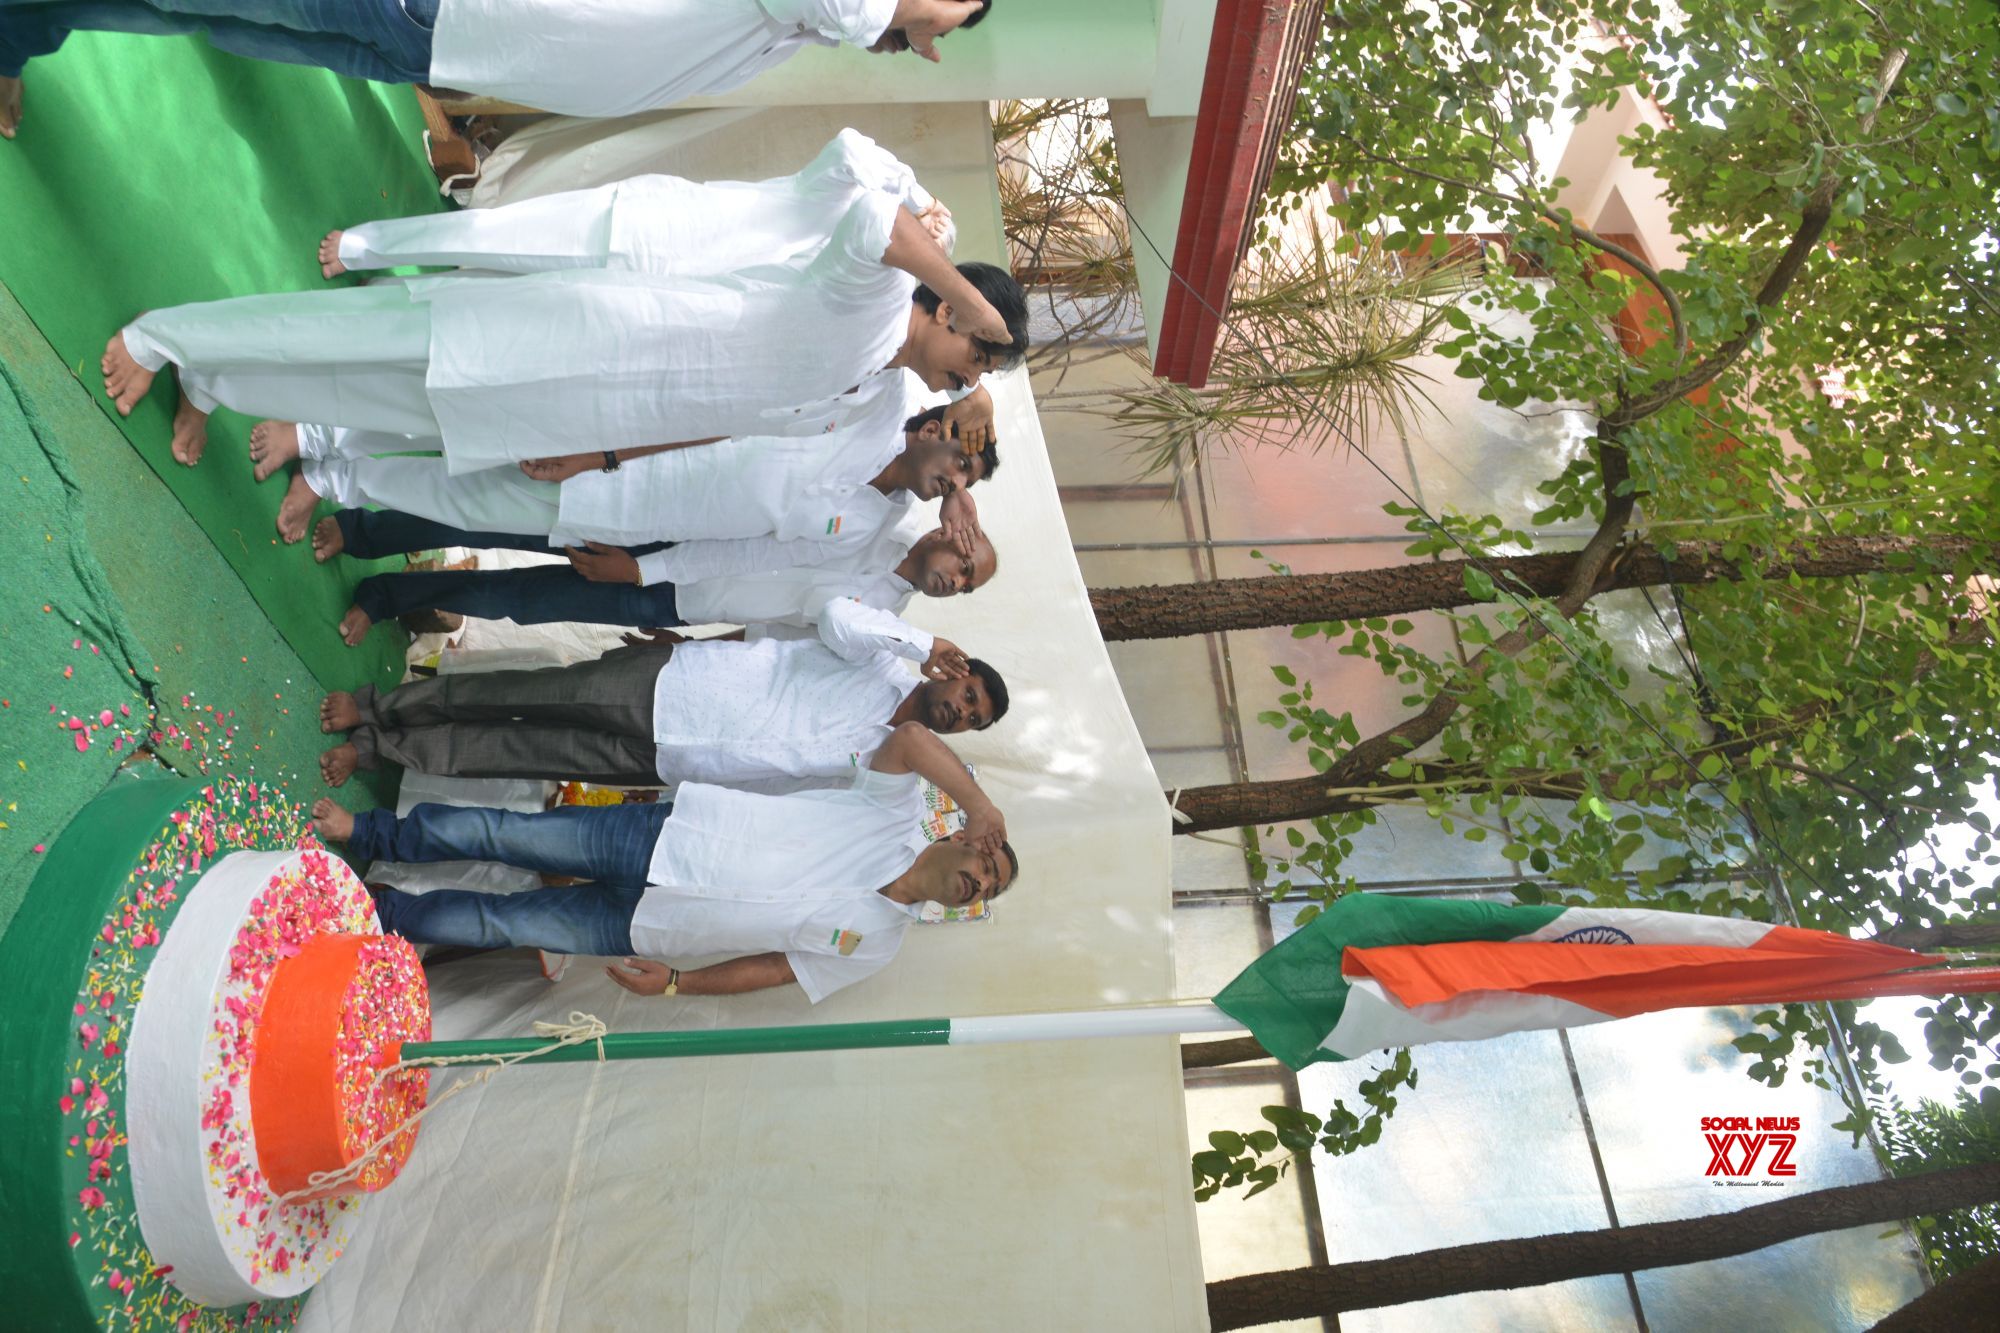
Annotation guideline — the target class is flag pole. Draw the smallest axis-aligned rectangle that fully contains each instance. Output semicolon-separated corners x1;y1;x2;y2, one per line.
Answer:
391;1001;1248;1068
389;963;2000;1070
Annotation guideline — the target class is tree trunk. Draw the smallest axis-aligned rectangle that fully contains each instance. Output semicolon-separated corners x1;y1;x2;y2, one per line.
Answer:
1877;917;2000;953
1181;1036;1273;1069
1205;1161;2000;1330
1167;620;1992;835
1091;534;1987;641
1870;1254;2000;1331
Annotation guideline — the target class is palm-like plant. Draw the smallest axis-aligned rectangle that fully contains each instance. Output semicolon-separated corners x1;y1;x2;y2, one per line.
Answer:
1105;219;1479;476
993;99;1141;361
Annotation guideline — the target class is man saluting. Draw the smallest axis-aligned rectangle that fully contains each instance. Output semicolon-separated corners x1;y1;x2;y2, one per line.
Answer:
313;718;1016;1003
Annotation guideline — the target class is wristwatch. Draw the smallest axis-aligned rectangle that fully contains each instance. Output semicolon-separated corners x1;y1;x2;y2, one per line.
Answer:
601;450;621;473
661;967;680;997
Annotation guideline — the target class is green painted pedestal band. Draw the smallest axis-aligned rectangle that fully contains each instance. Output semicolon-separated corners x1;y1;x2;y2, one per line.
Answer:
0;778;200;1332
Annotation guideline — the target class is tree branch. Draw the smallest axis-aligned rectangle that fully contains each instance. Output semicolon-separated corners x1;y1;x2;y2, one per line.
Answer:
1607;46;1910;425
1206;1161;2000;1328
1331;142;1689;357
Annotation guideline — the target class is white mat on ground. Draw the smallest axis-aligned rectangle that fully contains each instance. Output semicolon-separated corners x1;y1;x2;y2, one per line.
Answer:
297;371;1205;1328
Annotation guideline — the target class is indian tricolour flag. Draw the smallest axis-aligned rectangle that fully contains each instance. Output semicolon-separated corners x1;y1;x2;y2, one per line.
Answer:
1213;894;1960;1070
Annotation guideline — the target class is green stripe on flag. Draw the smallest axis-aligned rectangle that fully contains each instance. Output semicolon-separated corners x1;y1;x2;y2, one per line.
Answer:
1214;895;1566;1068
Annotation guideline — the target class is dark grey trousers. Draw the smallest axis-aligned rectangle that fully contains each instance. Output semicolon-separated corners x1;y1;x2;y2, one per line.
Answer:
349;646;672;785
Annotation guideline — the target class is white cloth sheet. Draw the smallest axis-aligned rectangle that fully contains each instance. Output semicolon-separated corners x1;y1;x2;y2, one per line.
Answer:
429;0;896;119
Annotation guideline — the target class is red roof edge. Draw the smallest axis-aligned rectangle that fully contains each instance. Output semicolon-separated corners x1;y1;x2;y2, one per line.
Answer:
1154;0;1322;387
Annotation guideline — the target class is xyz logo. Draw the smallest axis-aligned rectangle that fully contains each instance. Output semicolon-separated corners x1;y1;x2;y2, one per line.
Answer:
1700;1116;1800;1177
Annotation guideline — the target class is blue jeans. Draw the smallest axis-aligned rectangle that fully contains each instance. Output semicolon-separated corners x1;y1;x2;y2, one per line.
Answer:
337;506;672;565
0;0;439;80
374;883;645;954
354;564;684;629
341;505;685;629
351;800;673;885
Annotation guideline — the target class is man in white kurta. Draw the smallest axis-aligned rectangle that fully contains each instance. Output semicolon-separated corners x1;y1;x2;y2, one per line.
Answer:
317;717;1016;1002
316;595;1009;789
1;3;991;139
336;510;996;645
322;124;951;284
426;1;991;118
101;130;1027;471
293;396;991;559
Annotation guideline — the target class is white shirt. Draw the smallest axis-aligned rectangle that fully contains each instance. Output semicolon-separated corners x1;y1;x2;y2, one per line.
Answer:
339;130;937;289
642;508;933;642
550;373;915;547
630;488;921;589
417;135;928;470
430;0;899;119
651;599;925;789
633;766;929;1002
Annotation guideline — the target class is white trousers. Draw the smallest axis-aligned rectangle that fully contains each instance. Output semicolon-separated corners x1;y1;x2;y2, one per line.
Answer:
338;187;618;275
299;429;561;537
123;286;440;437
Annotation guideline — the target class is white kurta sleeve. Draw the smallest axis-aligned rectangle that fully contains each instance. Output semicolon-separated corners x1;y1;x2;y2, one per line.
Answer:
816;189;904;295
796;128;934;217
758;0;899;46
338;185;620;274
634;549;681;588
637;533;837;587
815;596;934;664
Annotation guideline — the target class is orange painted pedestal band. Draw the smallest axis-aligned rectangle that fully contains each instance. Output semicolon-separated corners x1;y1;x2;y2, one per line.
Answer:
249;934;369;1200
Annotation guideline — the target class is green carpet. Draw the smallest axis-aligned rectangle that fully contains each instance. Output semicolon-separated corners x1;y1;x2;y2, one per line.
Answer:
0;30;448;698
0;284;400;936
0;350;156;933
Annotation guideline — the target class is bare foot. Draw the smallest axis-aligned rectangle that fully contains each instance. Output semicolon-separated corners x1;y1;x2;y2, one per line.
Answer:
101;331;156;416
0;74;21;140
338;605;374;646
310;797;355;843
276;470;321;543
321;690;361;733
170;393;209;466
248;420;299;482
319;743;359;787
319;229;347;279
311;515;345;563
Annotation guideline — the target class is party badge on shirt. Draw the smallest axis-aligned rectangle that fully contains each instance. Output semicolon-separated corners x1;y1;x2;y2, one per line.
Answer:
825;515;844;535
830;929;863;956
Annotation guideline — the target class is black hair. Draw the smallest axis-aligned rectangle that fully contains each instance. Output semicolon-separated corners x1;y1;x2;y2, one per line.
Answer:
913;261;1031;369
965;658;1010;727
962;0;995;30
969;433;999;482
995;840;1019;893
902;404;1000;483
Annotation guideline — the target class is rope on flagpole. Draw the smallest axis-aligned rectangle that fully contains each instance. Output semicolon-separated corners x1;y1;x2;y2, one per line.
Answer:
272;1012;609;1207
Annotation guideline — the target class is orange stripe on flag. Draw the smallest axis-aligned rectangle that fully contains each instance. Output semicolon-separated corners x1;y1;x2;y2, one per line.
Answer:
1344;938;1941;1019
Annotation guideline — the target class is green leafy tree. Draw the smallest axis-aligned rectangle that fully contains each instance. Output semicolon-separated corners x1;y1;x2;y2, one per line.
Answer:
1126;0;2000;1196
1874;1082;2000;1279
